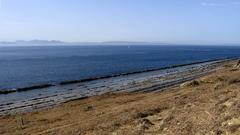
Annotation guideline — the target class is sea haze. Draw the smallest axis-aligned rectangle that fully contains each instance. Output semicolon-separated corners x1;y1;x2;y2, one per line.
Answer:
0;45;240;91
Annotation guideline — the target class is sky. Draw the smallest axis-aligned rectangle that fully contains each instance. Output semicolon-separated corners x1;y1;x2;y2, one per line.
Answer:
0;0;240;44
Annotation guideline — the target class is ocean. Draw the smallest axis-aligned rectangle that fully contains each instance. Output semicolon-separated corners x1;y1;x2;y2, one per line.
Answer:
0;45;240;91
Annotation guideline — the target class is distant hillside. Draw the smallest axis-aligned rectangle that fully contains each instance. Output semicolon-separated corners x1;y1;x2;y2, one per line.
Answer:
0;40;167;46
0;40;66;46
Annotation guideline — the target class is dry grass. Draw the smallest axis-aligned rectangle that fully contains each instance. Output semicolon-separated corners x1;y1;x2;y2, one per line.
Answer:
0;61;240;135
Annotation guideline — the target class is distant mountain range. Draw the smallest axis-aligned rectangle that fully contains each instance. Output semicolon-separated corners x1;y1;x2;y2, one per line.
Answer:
0;40;66;45
0;40;239;46
0;40;168;46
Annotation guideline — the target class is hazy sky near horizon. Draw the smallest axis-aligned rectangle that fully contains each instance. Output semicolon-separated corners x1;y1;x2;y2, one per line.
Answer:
0;0;240;44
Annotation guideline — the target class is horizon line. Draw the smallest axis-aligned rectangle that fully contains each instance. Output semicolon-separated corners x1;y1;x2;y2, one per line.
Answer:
0;40;240;46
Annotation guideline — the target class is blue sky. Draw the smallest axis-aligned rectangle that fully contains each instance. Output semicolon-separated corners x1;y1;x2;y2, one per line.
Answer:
0;0;240;44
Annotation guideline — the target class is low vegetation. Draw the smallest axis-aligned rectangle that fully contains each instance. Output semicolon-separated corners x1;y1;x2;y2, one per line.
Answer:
0;61;240;135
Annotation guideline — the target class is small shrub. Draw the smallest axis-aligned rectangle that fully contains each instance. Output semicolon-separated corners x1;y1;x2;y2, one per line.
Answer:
228;77;240;85
180;80;200;88
214;82;224;90
83;105;94;111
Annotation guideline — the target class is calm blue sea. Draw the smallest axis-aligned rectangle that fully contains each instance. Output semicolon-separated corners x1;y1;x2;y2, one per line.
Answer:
0;45;240;90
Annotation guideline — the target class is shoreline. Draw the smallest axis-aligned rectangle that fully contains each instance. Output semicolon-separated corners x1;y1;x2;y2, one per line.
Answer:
0;57;237;95
0;58;236;116
0;59;240;135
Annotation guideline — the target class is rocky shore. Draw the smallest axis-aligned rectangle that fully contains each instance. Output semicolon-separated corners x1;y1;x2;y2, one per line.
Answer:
0;59;235;116
0;59;240;135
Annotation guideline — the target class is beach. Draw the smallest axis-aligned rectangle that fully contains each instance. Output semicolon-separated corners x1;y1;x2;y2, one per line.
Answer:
0;59;240;135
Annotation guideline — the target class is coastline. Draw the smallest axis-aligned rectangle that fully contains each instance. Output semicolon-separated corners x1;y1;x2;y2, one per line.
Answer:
0;59;239;135
0;58;236;116
0;57;236;95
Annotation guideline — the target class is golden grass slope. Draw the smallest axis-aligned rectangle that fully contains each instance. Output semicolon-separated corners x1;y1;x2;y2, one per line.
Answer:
0;61;240;135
